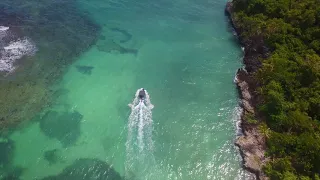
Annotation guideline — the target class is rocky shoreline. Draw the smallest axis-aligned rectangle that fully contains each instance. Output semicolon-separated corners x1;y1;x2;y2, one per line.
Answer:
225;2;269;180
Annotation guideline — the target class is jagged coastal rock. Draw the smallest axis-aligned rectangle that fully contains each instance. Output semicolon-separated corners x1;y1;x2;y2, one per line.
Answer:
237;80;254;113
235;70;268;180
226;2;268;180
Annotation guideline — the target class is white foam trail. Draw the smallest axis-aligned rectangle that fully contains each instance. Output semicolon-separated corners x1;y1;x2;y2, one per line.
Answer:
126;88;156;179
0;38;37;73
127;89;154;152
138;102;145;152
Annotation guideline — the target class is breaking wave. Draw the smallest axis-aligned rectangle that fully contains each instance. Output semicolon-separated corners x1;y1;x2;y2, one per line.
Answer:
0;26;37;74
0;26;9;32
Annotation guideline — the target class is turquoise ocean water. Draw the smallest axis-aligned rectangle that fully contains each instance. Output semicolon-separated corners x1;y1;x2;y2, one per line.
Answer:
0;0;253;179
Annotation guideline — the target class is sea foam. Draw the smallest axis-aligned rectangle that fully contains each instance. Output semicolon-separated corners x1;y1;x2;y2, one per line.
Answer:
0;28;37;73
0;26;9;32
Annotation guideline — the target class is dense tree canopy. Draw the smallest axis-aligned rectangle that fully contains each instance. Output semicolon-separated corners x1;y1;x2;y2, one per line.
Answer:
233;0;320;179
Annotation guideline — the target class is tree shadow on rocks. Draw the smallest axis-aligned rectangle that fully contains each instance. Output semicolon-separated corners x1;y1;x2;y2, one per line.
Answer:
39;111;83;147
40;158;123;180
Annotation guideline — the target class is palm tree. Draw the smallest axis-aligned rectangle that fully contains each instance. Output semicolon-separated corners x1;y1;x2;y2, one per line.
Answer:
259;123;271;139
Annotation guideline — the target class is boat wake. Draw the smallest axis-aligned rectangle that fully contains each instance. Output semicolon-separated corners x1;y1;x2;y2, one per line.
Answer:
125;88;156;179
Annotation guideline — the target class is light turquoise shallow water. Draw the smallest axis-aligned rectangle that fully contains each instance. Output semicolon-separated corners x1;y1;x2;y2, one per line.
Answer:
4;0;252;179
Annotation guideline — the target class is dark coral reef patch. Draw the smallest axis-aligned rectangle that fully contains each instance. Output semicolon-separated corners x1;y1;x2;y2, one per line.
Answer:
0;137;14;167
96;40;138;56
109;27;133;43
0;166;25;180
0;81;50;130
75;65;94;75
39;111;83;147
43;149;64;165
0;0;101;130
41;158;123;180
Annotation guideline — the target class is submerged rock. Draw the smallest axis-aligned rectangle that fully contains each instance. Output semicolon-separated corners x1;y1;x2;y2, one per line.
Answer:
41;158;123;180
0;137;14;167
1;174;21;180
99;35;106;41
109;27;133;43
1;166;25;180
0;81;50;130
43;149;63;165
97;40;138;56
75;65;94;75
39;111;83;147
51;88;69;98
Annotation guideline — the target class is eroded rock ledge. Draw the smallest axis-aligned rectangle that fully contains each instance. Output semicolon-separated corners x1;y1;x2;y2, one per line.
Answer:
226;2;269;180
234;69;268;180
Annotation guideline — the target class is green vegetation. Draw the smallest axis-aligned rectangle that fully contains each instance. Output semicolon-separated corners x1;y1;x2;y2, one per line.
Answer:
232;0;320;179
245;112;259;124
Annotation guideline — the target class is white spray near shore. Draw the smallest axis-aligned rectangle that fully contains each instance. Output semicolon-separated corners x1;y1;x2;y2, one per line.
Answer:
0;26;37;74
